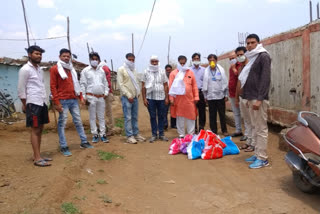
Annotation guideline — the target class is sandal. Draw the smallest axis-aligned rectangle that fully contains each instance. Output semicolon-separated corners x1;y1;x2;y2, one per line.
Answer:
34;160;51;167
244;146;255;152
240;144;250;150
32;157;53;162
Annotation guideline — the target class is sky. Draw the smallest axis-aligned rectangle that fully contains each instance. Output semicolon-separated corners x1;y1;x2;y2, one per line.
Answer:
0;0;314;72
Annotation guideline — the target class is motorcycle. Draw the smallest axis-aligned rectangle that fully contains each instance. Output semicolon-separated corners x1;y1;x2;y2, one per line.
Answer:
283;111;320;193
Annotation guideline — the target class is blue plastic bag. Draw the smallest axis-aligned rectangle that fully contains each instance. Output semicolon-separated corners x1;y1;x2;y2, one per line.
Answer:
221;136;240;156
187;139;205;160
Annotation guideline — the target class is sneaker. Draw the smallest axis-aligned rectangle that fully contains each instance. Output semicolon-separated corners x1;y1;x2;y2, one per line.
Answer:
60;147;72;157
245;155;257;163
92;135;100;143
101;135;109;143
149;136;157;143
159;135;169;141
80;142;94;149
249;159;269;169
127;136;137;144
240;136;248;141
134;134;146;142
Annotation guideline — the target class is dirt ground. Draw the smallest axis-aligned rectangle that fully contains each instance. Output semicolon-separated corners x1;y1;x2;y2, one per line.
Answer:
0;96;319;214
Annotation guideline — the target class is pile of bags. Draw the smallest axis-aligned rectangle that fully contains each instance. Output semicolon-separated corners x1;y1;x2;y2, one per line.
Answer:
168;130;240;160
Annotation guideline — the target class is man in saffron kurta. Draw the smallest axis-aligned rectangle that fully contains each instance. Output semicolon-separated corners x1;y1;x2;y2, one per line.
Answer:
169;55;199;137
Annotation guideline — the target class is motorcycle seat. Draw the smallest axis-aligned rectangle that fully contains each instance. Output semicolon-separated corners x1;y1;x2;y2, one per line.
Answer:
304;114;320;139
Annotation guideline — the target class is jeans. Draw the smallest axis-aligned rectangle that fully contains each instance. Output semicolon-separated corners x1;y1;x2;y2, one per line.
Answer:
147;99;166;137
229;97;242;133
58;99;87;148
208;98;227;134
121;96;139;137
196;90;206;130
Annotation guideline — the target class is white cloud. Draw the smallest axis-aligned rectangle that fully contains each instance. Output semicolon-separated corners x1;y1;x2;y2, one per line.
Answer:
37;0;55;8
53;14;66;22
47;25;66;37
81;0;184;31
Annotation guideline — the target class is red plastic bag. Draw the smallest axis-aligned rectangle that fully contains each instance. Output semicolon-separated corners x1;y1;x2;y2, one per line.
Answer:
168;138;182;155
196;130;207;141
201;144;223;160
206;131;226;148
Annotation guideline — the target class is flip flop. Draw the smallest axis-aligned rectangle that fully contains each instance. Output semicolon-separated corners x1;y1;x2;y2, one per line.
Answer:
239;144;250;150
32;157;53;162
244;146;255;152
34;160;51;167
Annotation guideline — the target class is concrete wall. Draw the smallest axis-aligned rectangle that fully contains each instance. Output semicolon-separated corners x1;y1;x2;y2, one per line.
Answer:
0;64;50;112
218;20;320;126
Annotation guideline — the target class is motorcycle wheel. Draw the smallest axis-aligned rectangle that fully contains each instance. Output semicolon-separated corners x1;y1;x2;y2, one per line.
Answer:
292;171;318;193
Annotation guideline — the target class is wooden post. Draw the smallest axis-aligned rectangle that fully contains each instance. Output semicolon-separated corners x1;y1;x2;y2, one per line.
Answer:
67;16;72;58
110;59;114;71
132;33;134;54
167;36;171;64
310;0;313;23
21;0;30;48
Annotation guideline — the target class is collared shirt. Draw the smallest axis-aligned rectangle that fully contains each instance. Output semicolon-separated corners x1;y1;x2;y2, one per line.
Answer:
117;65;140;99
18;61;46;106
142;69;168;100
80;65;109;99
203;66;228;100
190;65;205;89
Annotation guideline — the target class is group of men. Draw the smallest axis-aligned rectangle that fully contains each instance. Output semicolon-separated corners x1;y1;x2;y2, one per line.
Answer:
18;33;271;169
18;47;116;166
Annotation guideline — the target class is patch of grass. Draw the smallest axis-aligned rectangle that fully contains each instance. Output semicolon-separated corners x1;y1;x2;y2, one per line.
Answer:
115;117;124;129
96;179;108;184
75;180;83;189
98;169;105;173
42;129;49;134
99;195;112;203
97;150;123;161
61;202;81;214
89;188;96;192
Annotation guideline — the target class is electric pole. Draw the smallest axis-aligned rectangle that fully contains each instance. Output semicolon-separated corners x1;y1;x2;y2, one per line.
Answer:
21;0;30;48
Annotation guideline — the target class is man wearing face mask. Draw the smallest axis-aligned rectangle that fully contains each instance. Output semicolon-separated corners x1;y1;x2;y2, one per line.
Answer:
203;54;229;136
117;53;146;144
190;53;206;133
239;34;271;169
50;48;93;157
80;52;109;144
169;55;199;138
164;64;176;130
228;48;246;138
142;55;169;143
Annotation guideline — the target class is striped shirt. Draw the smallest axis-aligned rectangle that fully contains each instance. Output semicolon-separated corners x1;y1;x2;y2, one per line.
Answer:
142;69;168;100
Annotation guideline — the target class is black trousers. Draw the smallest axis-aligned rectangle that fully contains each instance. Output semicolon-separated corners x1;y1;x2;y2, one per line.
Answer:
164;104;176;128
195;90;206;131
208;98;227;134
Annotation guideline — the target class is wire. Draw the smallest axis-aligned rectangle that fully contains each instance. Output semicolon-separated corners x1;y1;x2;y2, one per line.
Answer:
137;0;156;57
0;36;67;41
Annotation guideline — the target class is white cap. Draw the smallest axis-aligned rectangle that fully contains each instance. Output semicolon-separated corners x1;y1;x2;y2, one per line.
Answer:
150;55;159;61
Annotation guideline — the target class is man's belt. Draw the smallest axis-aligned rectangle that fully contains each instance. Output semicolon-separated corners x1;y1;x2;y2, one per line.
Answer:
86;93;104;98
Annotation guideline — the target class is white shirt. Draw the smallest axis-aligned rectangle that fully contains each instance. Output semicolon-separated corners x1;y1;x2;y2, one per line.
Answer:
142;69;168;100
203;66;228;100
18;61;47;106
80;65;109;99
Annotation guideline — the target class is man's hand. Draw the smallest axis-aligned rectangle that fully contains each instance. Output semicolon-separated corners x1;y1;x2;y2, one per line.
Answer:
109;93;115;102
224;97;228;102
165;98;169;106
170;100;174;106
252;100;262;111
194;100;199;105
143;99;149;107
22;104;26;113
128;98;134;103
55;104;63;113
81;99;86;105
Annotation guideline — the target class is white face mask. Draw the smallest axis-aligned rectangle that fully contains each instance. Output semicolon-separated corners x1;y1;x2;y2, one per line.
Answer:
90;60;99;67
237;55;246;63
149;64;159;72
192;61;201;66
125;59;135;71
229;58;237;65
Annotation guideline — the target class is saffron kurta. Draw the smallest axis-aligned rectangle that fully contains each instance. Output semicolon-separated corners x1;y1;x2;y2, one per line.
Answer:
169;69;199;120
